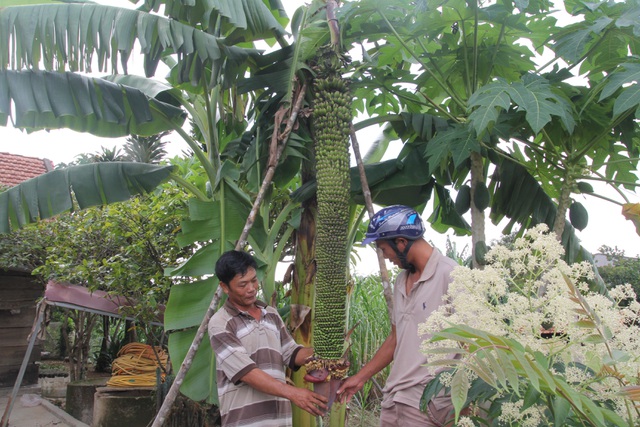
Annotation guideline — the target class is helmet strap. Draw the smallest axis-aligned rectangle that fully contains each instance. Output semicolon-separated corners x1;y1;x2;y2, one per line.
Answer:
388;239;416;274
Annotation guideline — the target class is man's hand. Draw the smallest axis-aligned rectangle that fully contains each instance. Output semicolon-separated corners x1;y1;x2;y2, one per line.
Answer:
288;387;328;416
335;373;365;404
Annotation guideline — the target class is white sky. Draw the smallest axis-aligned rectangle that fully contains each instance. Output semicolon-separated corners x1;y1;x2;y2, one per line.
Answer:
1;0;639;267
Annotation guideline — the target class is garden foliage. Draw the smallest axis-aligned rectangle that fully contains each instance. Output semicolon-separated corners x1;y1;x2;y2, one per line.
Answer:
420;225;640;426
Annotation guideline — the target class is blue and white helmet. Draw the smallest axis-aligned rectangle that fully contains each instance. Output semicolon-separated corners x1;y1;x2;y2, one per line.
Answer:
362;205;425;245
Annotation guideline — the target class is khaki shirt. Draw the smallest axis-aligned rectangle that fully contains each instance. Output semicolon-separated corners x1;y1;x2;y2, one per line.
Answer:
381;248;458;410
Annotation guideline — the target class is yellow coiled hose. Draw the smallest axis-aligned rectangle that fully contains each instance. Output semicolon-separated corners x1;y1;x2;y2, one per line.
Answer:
106;343;168;387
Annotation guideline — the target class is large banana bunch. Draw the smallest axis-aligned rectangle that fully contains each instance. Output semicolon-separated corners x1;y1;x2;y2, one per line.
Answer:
312;68;351;367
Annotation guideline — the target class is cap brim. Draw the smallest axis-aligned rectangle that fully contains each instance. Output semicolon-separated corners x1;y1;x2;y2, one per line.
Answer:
360;236;377;246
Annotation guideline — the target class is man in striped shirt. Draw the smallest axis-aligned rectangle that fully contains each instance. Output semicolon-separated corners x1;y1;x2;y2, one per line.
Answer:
208;250;328;426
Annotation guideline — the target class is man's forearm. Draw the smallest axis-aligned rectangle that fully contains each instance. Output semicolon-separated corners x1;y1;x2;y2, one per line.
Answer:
240;368;295;400
356;327;396;381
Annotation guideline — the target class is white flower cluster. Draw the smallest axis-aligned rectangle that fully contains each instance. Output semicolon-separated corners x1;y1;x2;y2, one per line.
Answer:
419;224;640;424
498;400;543;427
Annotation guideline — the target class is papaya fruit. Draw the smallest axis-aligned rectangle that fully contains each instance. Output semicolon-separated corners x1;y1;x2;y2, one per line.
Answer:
473;182;490;211
455;185;471;215
576;182;593;194
569;201;588;231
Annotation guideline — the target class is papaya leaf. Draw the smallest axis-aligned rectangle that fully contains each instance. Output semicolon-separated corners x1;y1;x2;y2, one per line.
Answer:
599;63;640;101
553;16;611;63
424;124;480;171
505;74;575;134
468;84;511;135
612;83;640;117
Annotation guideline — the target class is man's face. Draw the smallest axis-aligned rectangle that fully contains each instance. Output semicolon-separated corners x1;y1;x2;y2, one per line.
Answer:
221;267;260;310
375;239;403;267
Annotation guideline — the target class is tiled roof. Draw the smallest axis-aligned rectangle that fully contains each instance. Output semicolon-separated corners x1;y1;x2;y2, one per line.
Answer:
0;152;54;187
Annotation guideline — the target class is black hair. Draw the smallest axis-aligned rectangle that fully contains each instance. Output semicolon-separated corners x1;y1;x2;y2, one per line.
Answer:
215;250;258;285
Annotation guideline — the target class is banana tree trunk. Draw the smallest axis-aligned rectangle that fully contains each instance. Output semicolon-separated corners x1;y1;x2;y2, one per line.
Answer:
290;198;318;427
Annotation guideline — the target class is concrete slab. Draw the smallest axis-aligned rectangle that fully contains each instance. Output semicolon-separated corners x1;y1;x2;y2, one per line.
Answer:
0;385;89;427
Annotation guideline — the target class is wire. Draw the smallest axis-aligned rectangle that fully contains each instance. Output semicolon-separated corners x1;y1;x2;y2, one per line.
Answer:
106;343;168;388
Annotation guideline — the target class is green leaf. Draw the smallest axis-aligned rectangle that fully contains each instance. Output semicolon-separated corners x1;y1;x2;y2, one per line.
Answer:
553;15;612;64
582;334;607;344
600;63;640;101
424;125;481;171
0;4;251;80
552;395;571;427
0;70;186;136
572;319;596;329
214;0;287;44
510;350;540;392
496;350;519;391
421;374;446;412
602;349;630;365
613;84;640;117
505;74;575;134
468;355;496;387
428;183;471;235
481;350;508;390
468;84;511;135
450;368;469;421
167;327;218;405
164;278;217;331
165;243;219;277
522;383;541;410
0;163;173;233
176;218;218;248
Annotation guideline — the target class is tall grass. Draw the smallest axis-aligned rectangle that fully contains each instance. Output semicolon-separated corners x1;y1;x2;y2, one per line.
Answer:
345;273;394;425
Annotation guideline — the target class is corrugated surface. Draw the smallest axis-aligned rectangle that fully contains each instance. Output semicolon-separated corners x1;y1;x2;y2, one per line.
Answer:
0;152;54;187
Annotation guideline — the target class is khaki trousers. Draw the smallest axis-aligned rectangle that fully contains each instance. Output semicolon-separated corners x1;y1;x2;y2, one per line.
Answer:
380;398;454;427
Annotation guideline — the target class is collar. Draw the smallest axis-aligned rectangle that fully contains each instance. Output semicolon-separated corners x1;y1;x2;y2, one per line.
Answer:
223;298;267;317
401;248;443;285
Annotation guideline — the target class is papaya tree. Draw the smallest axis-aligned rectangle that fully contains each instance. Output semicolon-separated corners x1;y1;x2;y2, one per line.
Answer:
335;0;640;274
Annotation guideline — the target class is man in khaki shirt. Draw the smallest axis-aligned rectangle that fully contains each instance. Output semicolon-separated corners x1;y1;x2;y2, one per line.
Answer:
337;205;458;426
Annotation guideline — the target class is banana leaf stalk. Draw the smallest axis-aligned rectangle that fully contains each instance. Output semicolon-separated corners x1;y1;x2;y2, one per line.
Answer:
350;123;393;319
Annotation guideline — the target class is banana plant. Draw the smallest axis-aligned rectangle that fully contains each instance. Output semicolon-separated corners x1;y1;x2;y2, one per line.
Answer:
0;0;311;411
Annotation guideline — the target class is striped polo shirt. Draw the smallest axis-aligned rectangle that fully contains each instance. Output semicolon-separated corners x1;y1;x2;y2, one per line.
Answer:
208;299;302;427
